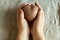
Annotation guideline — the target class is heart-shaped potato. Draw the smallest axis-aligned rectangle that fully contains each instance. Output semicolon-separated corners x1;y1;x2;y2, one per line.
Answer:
22;4;38;22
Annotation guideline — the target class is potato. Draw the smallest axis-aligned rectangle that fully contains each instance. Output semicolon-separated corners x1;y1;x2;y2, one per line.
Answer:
22;4;38;22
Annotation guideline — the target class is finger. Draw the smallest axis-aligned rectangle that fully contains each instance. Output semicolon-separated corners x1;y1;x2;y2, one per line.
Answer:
17;9;24;22
35;2;42;10
36;9;44;22
18;3;27;9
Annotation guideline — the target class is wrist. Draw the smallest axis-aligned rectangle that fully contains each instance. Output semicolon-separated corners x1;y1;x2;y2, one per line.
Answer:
17;29;29;40
31;28;45;40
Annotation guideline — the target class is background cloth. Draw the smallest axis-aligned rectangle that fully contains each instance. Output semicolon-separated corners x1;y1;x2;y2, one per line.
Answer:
0;0;60;40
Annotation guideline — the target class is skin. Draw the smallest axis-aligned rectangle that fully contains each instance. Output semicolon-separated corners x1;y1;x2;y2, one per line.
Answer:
17;2;46;40
17;8;29;40
31;2;46;40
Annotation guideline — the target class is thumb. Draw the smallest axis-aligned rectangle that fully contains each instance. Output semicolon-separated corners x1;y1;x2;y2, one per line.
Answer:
35;2;42;10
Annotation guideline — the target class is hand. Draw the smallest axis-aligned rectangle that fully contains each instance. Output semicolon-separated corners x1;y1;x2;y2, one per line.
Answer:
31;2;45;32
31;2;45;40
17;9;29;32
17;4;29;40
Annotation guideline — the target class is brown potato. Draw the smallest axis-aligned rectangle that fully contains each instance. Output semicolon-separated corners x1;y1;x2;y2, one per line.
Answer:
22;4;38;22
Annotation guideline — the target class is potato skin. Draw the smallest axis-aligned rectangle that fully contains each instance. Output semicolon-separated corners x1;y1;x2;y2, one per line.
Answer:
22;4;38;22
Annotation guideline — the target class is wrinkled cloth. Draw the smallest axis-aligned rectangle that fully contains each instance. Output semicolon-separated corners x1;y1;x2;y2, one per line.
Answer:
0;0;60;40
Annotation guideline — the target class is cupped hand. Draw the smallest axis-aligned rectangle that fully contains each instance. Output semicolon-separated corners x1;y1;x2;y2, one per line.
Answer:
17;6;29;40
31;2;45;40
17;8;29;32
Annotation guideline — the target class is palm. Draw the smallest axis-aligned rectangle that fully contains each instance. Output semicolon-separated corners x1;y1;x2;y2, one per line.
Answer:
31;2;45;35
17;8;29;33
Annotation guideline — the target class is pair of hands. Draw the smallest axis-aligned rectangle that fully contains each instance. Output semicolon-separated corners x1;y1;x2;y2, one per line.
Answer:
17;2;45;39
